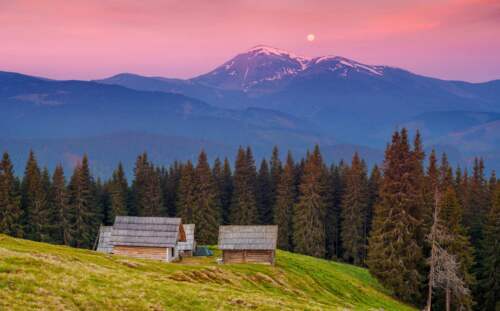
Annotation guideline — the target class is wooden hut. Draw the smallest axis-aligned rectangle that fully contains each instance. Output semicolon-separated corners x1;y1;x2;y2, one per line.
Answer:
218;225;278;265
109;216;186;262
96;225;113;254
177;224;196;257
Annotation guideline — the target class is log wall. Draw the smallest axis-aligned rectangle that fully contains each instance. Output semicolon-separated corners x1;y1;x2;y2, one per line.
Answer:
113;245;167;261
223;250;274;264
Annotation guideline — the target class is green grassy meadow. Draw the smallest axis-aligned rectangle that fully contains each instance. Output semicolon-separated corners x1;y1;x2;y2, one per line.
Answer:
0;234;415;310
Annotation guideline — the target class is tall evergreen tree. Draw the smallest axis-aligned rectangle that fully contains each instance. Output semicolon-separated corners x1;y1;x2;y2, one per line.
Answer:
367;129;424;304
340;153;369;265
213;157;233;225
49;165;71;245
40;167;53;242
256;159;273;224
21;151;49;241
439;153;454;190
67;155;99;248
366;165;381;249
193;151;220;244
176;161;196;223
165;161;182;217
269;146;282;211
94;177;109;226
108;162;129;222
132;153;163;216
436;186;475;310
230;147;258;224
476;184;500;311
325;162;346;259
0;152;22;237
274;151;296;251
411;131;428;251
293;145;328;258
465;158;488;246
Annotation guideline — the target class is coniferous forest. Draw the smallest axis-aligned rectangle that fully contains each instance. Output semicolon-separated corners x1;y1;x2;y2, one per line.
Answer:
0;128;499;310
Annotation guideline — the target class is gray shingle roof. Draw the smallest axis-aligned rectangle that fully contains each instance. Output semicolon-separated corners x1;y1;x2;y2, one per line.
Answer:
218;225;278;250
96;225;113;253
178;224;196;251
110;216;182;248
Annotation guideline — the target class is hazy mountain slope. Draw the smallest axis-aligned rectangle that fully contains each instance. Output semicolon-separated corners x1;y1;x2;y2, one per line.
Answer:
95;73;251;109
98;46;500;147
0;70;327;144
2;71;380;176
0;234;415;310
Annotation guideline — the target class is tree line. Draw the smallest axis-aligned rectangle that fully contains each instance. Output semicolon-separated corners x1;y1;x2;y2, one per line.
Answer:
0;128;498;310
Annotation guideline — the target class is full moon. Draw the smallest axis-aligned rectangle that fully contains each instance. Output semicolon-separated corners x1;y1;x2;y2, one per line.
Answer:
307;34;315;42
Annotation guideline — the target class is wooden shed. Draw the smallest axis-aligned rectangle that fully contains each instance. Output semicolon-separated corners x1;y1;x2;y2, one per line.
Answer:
177;224;196;257
109;216;186;262
218;225;278;265
95;225;113;254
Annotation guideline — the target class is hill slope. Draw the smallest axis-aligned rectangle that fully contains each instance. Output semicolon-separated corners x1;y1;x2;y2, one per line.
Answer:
0;235;414;310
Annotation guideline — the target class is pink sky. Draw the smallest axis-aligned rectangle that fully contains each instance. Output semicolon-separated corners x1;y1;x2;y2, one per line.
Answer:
1;0;499;82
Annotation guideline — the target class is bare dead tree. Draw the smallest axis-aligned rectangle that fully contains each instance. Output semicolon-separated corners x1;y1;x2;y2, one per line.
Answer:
424;190;469;311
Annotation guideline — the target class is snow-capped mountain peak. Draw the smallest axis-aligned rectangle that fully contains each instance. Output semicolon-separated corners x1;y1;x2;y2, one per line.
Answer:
194;45;386;91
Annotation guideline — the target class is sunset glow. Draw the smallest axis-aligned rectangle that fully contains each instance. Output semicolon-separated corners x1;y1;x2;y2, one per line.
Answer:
1;0;499;81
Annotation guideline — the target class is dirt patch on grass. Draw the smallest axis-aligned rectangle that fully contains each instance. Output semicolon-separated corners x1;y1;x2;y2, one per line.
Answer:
168;267;237;285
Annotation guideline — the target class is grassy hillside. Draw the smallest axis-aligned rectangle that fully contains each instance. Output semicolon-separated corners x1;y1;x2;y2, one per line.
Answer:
0;235;415;310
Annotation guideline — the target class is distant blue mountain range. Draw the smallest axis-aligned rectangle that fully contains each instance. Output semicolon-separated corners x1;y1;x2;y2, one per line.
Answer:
2;45;500;175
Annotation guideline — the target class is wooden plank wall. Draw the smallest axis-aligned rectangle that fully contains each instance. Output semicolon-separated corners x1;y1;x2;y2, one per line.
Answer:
113;246;167;261
223;250;274;264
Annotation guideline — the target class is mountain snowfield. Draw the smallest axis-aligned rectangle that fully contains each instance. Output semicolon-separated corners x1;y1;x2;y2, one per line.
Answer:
1;45;500;175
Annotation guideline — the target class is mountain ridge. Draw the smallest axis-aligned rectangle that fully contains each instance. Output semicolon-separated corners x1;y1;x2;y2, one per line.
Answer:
2;45;500;174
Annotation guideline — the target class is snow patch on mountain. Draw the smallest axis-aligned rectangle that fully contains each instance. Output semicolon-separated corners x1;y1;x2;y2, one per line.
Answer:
312;56;384;76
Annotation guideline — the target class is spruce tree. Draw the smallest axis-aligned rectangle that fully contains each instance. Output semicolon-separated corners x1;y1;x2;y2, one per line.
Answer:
50;165;71;245
367;129;424;304
21;150;49;241
439;153;454;190
436;186;475;310
176;161;196;223
213;157;233;225
132;153;163;216
230;147;258;224
256;159;272;224
465;158;488;246
274;151;296;251
67;155;99;248
40;167;54;242
476;184;500;311
340;153;369;265
0;152;22;237
94;177;109;226
410;131;428;250
366;165;381;249
193;151;220;244
270;146;282;211
293;145;328;258
165;161;182;217
109;162;129;222
325;162;346;259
